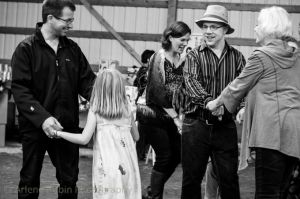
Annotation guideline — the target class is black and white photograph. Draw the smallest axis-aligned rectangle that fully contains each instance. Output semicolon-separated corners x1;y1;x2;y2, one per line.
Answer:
0;0;300;198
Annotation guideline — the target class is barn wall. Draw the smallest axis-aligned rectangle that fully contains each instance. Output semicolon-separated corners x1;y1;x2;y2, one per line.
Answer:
0;0;299;67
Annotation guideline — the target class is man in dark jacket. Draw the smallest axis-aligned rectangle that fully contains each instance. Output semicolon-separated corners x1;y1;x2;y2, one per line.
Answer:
11;0;96;198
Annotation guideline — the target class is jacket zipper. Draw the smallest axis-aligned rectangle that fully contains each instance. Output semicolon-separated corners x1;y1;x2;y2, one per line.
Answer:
56;59;59;81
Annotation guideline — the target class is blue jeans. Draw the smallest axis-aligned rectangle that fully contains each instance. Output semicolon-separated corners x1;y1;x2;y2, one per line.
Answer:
255;147;298;199
181;117;240;199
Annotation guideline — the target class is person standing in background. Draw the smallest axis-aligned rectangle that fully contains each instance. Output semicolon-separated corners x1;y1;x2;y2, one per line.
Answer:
134;50;155;102
134;49;155;161
11;0;96;198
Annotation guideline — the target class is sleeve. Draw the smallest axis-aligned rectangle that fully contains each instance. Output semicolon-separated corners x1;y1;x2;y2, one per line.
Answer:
77;44;96;101
221;54;264;113
235;52;247;110
11;43;51;128
183;52;213;109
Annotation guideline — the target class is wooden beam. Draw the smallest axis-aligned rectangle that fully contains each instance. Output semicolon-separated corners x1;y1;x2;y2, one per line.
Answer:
227;38;257;47
1;0;300;13
177;1;300;13
0;0;168;8
2;26;300;47
0;27;162;41
73;0;168;8
0;59;10;65
167;0;177;27
0;58;132;73
79;0;142;65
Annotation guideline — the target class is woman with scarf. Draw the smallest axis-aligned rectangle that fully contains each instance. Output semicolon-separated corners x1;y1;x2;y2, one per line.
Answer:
206;6;300;198
141;21;191;199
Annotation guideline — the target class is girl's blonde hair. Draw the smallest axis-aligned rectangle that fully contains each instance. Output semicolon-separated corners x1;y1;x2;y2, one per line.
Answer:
258;6;292;40
90;69;129;119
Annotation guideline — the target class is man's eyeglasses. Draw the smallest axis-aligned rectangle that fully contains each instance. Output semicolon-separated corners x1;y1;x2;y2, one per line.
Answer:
53;16;74;24
200;25;223;31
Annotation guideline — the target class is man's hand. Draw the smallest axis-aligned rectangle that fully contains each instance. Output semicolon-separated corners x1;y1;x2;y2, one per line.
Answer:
42;117;63;138
236;107;245;124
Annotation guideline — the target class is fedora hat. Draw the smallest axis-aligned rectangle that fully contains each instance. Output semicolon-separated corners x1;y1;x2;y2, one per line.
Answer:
196;5;234;34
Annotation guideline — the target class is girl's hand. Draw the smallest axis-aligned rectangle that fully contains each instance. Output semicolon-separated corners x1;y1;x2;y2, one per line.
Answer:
50;129;60;138
173;117;183;134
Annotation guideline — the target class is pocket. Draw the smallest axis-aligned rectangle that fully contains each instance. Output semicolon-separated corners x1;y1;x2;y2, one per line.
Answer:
183;117;197;126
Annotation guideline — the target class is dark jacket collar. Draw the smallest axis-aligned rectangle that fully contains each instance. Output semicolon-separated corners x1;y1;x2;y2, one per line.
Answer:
34;22;70;48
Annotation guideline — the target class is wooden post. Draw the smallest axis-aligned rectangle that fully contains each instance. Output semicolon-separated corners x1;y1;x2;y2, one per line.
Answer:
167;0;178;27
80;0;143;65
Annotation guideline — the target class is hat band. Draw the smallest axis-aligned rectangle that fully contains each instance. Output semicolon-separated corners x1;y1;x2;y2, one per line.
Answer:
203;14;228;24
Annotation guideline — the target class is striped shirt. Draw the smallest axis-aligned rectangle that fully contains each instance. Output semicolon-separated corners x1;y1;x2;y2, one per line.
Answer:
183;41;246;119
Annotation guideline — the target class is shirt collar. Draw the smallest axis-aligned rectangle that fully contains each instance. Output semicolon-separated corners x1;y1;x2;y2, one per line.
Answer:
199;40;232;52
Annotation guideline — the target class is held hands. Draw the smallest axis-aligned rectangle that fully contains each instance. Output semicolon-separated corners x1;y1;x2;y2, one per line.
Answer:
206;97;224;121
42;117;63;139
212;105;224;121
49;129;60;139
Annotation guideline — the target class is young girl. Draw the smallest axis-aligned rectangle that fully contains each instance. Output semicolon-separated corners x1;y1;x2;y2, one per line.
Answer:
52;69;141;199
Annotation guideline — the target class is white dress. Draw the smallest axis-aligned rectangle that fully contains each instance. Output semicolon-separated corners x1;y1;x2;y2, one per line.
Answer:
92;115;141;199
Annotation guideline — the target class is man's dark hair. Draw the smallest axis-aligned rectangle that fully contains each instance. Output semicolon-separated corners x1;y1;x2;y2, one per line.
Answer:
141;50;155;64
42;0;76;23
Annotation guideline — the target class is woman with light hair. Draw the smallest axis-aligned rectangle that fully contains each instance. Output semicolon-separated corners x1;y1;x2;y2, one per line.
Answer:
206;6;300;198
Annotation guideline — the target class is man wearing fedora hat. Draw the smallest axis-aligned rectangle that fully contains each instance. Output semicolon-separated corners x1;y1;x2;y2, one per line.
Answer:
180;5;245;199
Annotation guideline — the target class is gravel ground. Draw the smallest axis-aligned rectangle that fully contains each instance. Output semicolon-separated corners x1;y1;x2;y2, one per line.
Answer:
0;143;255;199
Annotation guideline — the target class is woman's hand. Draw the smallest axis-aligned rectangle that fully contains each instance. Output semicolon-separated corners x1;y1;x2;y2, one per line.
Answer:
206;97;222;112
211;105;224;121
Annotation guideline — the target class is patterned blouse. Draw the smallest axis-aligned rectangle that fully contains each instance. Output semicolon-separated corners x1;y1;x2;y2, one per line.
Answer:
164;59;184;106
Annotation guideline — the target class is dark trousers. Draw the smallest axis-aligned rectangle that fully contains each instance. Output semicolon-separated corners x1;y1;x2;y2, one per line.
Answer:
255;147;298;199
142;120;181;174
18;130;79;199
181;117;240;199
136;122;149;160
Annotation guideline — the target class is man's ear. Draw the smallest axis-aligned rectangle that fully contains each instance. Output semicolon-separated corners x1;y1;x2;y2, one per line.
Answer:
47;15;54;23
223;26;229;34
